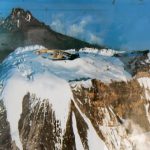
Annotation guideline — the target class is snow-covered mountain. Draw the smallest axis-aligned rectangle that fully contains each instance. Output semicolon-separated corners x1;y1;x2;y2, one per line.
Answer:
0;45;150;150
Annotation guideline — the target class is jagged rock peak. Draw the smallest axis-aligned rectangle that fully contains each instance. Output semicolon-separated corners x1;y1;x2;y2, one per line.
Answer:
10;8;32;22
1;8;41;31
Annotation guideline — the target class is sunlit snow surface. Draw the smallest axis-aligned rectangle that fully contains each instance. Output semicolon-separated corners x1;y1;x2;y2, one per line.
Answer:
0;45;131;149
1;46;131;83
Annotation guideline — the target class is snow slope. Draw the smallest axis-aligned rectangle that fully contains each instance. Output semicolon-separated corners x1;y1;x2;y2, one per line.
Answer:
5;45;130;81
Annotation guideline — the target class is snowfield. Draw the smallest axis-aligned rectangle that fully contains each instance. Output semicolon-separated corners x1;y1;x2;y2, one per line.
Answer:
0;45;131;149
1;45;131;83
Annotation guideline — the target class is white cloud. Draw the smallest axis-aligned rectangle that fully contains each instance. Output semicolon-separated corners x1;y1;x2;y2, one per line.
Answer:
124;120;150;150
68;24;84;36
50;14;103;45
67;16;91;37
89;33;103;45
50;14;65;34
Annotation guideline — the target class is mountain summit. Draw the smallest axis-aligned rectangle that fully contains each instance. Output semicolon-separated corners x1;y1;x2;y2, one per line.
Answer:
0;8;103;61
2;8;40;30
2;8;51;31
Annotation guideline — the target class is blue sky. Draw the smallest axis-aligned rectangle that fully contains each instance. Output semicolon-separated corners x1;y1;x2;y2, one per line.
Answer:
0;0;150;50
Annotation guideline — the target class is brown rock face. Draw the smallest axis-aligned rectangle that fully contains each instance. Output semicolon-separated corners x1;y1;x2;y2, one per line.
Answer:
0;101;12;150
115;50;150;76
73;78;149;127
17;93;90;150
19;94;62;150
71;77;150;150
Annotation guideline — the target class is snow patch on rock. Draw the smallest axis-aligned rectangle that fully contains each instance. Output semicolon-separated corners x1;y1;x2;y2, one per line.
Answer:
72;112;84;150
138;77;150;100
73;99;108;150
